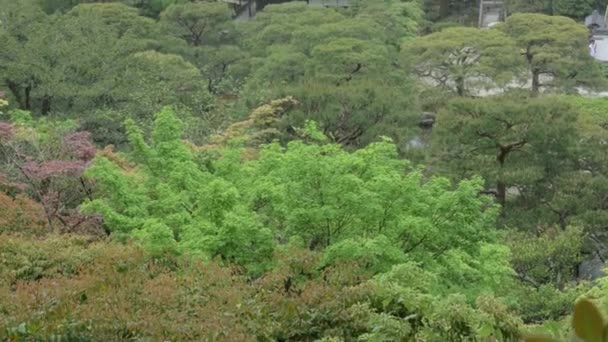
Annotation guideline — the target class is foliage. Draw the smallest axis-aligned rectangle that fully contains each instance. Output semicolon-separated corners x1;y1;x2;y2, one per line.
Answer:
0;235;524;341
2;0;608;338
499;13;604;93
403;26;521;96
0;192;46;235
239;1;422;150
506;0;597;19
0;114;102;235
82;105;509;283
524;298;608;342
160;2;232;46
509;227;584;290
431;96;578;209
81;106;275;274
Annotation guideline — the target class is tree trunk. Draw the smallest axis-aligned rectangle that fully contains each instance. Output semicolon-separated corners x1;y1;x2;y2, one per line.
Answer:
496;145;509;208
456;76;465;96
6;80;24;109
531;69;540;94
496;181;506;207
41;96;52;115
24;85;31;110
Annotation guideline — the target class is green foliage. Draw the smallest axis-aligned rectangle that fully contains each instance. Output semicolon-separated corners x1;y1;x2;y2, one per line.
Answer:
525;299;608;342
403;26;521;96
0;235;101;286
509;227;584;289
81;105;511;288
432;96;578;209
3;0;608;338
160;2;232;46
8;109;34;127
82;107;275;274
239;1;421;150
506;0;596;19
114;50;214;119
320;236;408;275
499;13;604;93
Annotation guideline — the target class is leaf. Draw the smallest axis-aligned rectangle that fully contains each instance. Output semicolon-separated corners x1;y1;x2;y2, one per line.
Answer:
573;298;604;342
477;322;495;337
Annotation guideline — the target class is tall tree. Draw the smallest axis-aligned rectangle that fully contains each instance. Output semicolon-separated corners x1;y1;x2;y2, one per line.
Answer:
240;2;422;150
403;27;521;96
160;2;232;47
431;96;578;209
499;13;603;93
0;2;158;115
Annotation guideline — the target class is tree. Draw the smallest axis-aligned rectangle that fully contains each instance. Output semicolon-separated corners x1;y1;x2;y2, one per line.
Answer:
0;2;159;115
421;0;478;22
506;0;596;19
499;13;603;93
82;100;507;283
197;45;249;95
431;96;578;209
544;97;608;260
553;0;597;19
0;0;48;111
239;2;422;150
160;2;232;47
81;106;275;273
403;27;521;96
508;226;584;290
349;0;423;48
112;51;214;119
0;111;101;234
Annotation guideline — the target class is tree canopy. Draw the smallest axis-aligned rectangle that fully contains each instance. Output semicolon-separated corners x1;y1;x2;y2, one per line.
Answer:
2;0;608;340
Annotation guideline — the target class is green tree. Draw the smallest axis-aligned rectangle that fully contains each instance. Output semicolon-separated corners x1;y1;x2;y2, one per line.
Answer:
0;2;159;115
421;0;478;22
113;51;213;119
545;97;608;261
506;0;596;19
82;107;274;273
82;101;509;283
160;2;232;47
0;0;48;111
431;96;578;209
509;226;584;290
240;2;422;150
349;0;423;48
403;27;521;96
499;13;603;93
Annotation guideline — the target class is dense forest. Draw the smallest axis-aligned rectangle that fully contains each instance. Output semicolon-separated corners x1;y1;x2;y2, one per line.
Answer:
3;0;608;340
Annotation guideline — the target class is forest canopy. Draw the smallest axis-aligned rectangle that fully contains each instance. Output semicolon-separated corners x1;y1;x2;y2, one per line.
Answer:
1;0;608;340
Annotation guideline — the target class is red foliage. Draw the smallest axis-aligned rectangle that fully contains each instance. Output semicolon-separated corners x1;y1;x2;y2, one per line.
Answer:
0;123;102;236
64;131;96;161
22;160;88;180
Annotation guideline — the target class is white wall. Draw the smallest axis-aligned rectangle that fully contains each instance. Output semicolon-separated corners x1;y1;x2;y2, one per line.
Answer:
593;35;608;62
